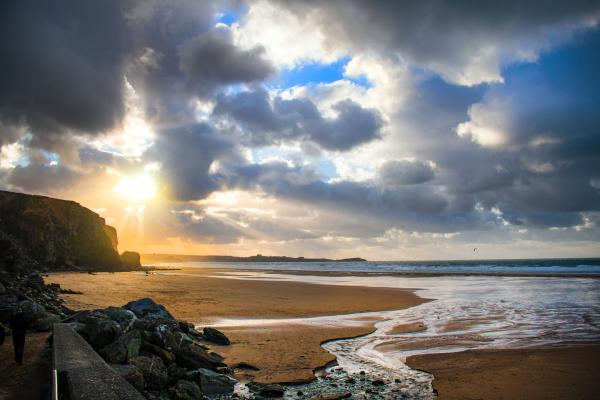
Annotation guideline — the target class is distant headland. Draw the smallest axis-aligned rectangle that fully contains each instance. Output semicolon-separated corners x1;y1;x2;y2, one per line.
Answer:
142;253;367;263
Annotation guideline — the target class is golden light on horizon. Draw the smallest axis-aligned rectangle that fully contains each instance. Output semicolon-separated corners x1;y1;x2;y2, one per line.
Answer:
115;174;157;203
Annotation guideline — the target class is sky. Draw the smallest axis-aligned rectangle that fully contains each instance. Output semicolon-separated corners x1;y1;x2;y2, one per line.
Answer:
1;0;600;260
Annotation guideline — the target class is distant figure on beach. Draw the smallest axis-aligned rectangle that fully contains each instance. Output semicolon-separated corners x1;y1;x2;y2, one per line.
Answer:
9;309;27;365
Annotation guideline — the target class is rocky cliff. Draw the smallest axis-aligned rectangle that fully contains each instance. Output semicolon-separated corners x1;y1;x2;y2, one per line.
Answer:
0;190;122;273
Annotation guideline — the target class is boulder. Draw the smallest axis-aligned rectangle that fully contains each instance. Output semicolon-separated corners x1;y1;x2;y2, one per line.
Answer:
111;364;145;392
196;368;236;395
167;364;188;385
19;299;46;325
249;383;284;398
31;312;61;332
312;393;352;400
141;341;176;366
121;251;142;270
129;355;169;390
171;380;203;400
202;327;230;345
175;343;225;370
100;330;141;364
173;331;195;350
80;313;121;349
124;298;174;320
147;323;178;351
26;272;45;289
103;306;137;328
0;282;5;294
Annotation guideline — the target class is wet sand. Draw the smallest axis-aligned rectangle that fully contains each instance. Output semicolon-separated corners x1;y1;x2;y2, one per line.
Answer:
406;344;600;400
386;321;427;335
47;268;426;383
212;324;376;383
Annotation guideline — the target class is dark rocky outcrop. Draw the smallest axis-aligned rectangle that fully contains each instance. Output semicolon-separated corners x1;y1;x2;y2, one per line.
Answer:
121;251;142;269
68;298;234;399
0;271;72;329
0;190;122;273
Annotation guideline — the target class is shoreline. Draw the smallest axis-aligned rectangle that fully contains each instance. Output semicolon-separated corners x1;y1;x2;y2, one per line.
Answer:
46;269;428;384
46;267;600;396
142;264;600;279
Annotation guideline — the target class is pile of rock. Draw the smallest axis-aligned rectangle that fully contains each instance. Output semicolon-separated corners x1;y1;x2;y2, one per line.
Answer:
66;298;237;399
0;271;71;331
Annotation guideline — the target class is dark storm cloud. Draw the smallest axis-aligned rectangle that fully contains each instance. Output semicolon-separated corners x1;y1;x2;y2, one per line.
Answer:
377;160;435;186
0;0;128;147
151;123;234;201
6;163;81;192
179;29;274;97
214;89;383;151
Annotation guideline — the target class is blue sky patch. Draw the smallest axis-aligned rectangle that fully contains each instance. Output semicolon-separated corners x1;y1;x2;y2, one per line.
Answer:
275;56;372;89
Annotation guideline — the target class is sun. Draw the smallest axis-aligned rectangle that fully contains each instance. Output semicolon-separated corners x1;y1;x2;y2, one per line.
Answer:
115;174;157;203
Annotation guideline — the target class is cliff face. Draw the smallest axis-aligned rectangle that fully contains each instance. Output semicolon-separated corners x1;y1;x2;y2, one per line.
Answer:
0;190;122;273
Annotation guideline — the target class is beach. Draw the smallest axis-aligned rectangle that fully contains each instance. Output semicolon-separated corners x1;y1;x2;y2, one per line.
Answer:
46;265;600;398
406;345;600;400
46;268;427;383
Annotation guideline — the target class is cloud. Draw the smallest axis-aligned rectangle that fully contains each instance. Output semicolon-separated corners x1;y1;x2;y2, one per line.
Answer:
0;0;129;147
377;160;435;186
179;28;274;97
219;161;497;234
151;123;234;201
241;0;600;85
5;163;82;193
214;89;384;150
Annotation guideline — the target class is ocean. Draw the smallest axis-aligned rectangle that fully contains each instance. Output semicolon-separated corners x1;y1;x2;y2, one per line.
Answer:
152;257;600;275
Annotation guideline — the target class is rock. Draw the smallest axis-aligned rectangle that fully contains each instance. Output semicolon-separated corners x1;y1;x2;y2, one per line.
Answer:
345;377;355;384
19;299;46;325
175;343;225;370
167;364;188;384
26;272;45;289
100;330;141;363
67;321;86;333
124;298;174;320
141;341;176;366
31;312;61;331
80;313;121;349
372;379;385;386
112;364;145;392
103;306;137;327
120;251;142;270
311;393;351;400
171;380;203;400
0;190;122;271
202;327;230;345
147;323;178;351
173;331;195;349
215;366;234;375
196;368;236;395
129;355;169;390
0;282;5;294
249;383;284;398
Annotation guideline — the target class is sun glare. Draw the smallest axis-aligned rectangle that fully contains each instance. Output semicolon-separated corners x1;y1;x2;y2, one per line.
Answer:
116;174;157;203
